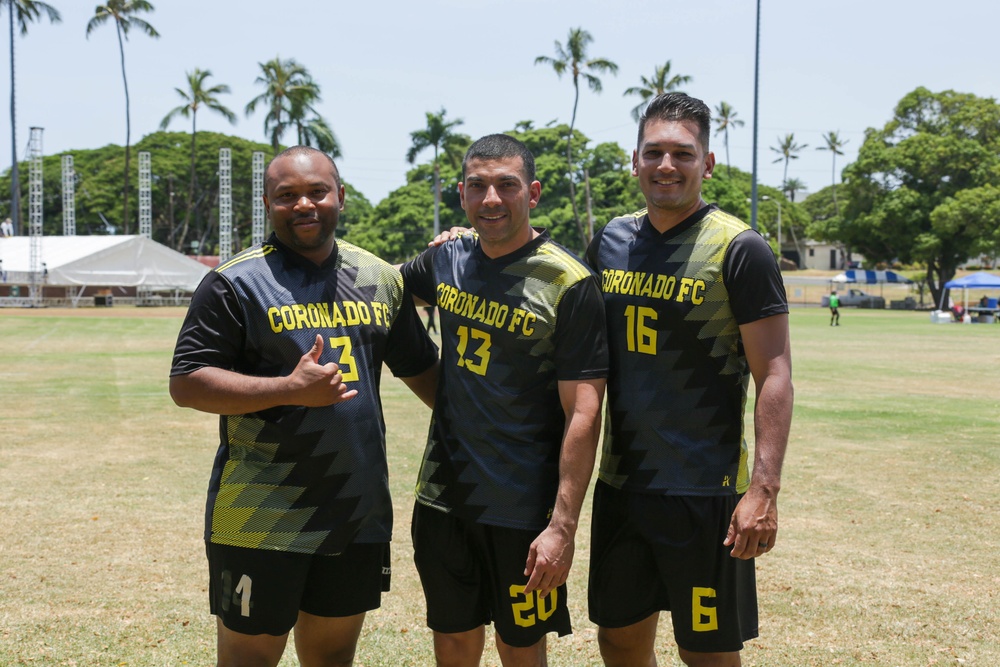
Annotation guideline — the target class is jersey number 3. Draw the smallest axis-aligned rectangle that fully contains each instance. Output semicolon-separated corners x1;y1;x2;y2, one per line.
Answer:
329;336;360;382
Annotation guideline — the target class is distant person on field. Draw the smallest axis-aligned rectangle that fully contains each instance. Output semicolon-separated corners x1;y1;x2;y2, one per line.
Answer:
424;305;437;333
979;294;989;308
829;291;840;326
0;217;12;236
169;146;439;667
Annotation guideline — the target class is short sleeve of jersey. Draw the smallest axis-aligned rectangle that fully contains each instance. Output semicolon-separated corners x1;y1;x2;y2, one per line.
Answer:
723;229;789;325
171;271;244;376
399;246;438;306
383;281;439;378
553;276;609;381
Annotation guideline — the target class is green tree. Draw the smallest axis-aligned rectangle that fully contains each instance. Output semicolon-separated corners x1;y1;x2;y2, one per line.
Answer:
406;108;467;237
0;131;352;253
803;183;850;267
535;27;618;248
86;0;159;235
159;68;236;251
245;57;321;155
842;87;1000;304
623;60;691;122
713;101;743;178
349;122;640;259
345;159;466;263
816;130;848;216
770;133;808;199
3;0;60;236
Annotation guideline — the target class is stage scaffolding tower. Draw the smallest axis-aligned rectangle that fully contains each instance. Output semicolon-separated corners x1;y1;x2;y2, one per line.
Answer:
28;127;43;306
138;151;152;238
252;151;265;246
218;148;232;261
62;155;76;236
137;151;152;304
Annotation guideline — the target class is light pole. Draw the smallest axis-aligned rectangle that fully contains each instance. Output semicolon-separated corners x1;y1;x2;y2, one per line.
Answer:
750;0;762;231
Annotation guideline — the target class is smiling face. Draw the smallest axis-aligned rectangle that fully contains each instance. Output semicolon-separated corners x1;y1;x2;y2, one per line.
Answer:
458;155;541;258
263;151;345;264
633;118;715;232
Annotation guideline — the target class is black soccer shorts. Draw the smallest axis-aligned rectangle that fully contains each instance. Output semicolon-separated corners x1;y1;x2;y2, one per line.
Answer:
588;482;759;653
207;541;390;636
411;501;572;648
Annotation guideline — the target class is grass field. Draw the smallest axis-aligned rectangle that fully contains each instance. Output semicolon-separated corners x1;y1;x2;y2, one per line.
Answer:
1;306;998;666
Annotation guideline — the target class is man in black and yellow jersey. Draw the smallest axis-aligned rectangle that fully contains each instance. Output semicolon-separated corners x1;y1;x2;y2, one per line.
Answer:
400;134;608;667
170;146;438;667
585;94;794;667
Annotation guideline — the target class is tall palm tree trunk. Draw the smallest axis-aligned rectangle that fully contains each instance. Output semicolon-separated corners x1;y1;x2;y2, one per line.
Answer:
432;155;441;238
831;154;840;217
115;21;131;234
271;100;282;154
724;129;732;178
8;9;19;235
566;83;586;249
781;159;805;267
176;112;198;251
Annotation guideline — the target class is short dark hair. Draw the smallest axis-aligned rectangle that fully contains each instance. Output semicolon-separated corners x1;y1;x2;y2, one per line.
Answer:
264;145;341;190
638;93;712;152
462;133;536;182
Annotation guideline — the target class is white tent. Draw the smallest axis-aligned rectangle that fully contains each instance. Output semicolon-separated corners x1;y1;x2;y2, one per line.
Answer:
0;235;209;291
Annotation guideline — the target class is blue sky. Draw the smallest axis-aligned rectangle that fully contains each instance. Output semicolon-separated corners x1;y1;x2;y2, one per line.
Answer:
3;0;997;207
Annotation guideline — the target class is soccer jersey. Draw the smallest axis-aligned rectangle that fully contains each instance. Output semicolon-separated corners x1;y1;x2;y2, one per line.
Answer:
585;205;787;496
401;231;608;531
171;234;438;555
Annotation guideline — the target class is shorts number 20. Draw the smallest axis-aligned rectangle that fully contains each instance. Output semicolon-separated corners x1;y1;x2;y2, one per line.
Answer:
509;584;557;628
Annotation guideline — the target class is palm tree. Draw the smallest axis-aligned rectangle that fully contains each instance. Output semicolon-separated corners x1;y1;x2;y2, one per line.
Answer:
623;60;691;122
770;133;808;197
86;0;159;235
159;68;235;252
245;57;321;155
535;27;618;248
289;95;341;157
406;108;466;237
817;130;848;215
782;177;807;203
3;0;60;236
713;101;744;178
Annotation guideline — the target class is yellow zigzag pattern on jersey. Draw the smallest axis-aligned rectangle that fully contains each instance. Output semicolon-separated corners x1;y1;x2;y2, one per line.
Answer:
215;244;277;273
335;240;404;314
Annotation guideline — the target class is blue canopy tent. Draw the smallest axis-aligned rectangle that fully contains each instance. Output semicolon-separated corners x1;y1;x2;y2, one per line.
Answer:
831;269;913;285
940;271;1000;310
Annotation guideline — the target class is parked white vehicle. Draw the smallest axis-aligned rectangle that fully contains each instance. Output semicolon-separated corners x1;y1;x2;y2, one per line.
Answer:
822;289;885;308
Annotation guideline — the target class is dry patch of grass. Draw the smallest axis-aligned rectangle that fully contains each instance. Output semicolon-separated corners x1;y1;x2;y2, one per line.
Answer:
1;307;998;665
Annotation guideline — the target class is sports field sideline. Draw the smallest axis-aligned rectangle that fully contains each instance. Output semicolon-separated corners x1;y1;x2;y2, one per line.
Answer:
0;306;997;666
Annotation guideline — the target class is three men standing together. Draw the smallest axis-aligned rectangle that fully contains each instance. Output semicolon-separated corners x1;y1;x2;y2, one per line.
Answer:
170;92;792;667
